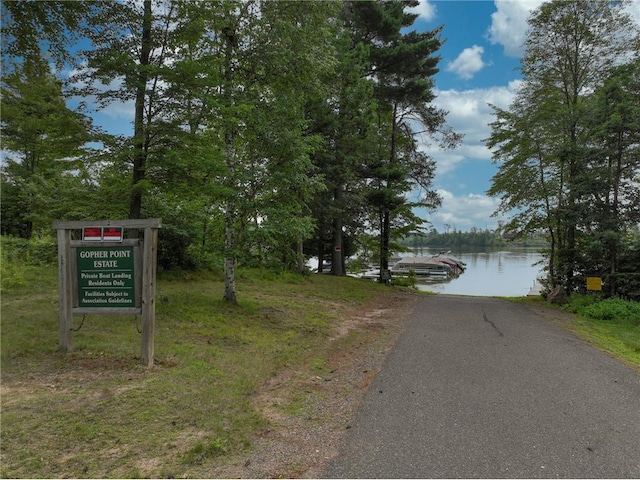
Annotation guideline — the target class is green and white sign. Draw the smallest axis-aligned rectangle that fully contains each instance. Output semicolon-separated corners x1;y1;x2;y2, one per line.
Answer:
77;246;135;308
55;218;160;366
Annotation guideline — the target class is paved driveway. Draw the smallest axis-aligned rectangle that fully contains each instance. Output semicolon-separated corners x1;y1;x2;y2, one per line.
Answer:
322;295;640;478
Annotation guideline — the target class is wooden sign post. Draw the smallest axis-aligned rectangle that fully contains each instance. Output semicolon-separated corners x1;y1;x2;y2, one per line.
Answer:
53;219;161;366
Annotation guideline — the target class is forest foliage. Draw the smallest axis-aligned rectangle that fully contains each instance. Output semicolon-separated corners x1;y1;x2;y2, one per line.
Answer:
2;0;639;300
399;228;548;249
1;0;458;301
486;0;640;299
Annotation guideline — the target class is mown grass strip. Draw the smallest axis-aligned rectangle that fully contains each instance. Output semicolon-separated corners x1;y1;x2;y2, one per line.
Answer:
1;266;393;478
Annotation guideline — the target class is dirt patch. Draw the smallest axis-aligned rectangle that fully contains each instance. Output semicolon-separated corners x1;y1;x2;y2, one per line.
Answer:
1;288;420;479
524;302;577;327
208;289;420;479
1;352;147;407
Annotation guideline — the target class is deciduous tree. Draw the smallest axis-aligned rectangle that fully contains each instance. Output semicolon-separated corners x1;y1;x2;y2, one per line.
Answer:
487;0;640;294
1;62;92;237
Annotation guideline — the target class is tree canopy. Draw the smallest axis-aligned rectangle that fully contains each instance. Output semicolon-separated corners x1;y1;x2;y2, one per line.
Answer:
4;0;639;301
1;0;457;301
486;0;640;298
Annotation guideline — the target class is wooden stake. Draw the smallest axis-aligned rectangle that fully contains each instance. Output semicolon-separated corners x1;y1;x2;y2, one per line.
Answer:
57;228;74;352
141;226;158;366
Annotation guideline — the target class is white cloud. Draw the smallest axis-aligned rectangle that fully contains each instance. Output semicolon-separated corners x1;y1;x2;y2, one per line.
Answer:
411;83;523;229
435;81;520;129
446;45;486;80
627;1;640;25
487;0;545;57
423;189;507;231
416;82;520;174
624;0;640;29
66;66;135;123
488;0;640;58
98;100;135;121
407;0;437;22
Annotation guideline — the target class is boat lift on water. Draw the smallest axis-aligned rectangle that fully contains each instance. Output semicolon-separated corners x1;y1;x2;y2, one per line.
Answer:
386;251;466;278
342;251;467;280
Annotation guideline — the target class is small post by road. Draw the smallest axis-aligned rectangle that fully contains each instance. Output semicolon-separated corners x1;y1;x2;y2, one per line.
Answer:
53;219;161;366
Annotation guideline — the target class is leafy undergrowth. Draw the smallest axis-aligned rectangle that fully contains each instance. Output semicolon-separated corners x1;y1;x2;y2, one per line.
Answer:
1;266;397;478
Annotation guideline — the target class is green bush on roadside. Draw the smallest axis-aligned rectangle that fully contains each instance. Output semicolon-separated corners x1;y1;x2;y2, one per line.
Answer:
563;294;640;325
1;236;56;289
582;297;640;324
557;294;640;368
563;293;598;314
1;235;57;267
391;270;417;289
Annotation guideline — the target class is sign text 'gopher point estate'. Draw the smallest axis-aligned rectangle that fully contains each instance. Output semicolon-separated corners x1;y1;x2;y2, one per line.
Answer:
53;219;160;366
77;246;135;308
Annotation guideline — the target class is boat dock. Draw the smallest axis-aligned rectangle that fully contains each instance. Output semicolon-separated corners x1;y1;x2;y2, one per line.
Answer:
527;280;544;296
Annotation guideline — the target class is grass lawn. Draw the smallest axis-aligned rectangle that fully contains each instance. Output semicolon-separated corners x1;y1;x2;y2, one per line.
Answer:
1;266;399;478
569;314;640;372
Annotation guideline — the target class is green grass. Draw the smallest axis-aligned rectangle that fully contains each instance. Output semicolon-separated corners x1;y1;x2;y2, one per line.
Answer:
1;265;395;478
562;295;640;370
514;295;640;373
572;317;640;369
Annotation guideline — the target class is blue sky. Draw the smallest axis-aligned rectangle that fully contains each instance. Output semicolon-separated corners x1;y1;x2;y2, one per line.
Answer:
406;0;639;232
408;0;530;232
71;0;640;233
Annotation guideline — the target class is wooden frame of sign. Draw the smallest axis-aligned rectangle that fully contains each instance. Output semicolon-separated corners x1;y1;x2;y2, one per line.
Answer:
52;219;161;366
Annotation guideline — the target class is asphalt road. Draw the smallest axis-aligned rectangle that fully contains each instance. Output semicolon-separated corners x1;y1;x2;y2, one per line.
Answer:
322;295;640;478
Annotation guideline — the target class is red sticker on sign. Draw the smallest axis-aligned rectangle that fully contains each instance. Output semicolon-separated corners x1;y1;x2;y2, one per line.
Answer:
102;227;123;242
83;227;103;241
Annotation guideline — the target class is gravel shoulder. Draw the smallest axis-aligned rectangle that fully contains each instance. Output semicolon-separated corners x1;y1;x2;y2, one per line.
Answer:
209;289;420;478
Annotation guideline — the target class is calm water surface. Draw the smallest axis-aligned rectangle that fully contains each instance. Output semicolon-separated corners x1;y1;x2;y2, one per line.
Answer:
406;248;544;297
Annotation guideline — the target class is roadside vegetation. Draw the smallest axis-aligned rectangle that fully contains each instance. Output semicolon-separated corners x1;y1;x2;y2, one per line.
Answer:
518;294;640;373
562;295;640;372
1;242;403;478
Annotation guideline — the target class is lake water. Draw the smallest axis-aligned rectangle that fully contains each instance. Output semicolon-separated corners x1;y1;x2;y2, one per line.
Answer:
404;247;545;297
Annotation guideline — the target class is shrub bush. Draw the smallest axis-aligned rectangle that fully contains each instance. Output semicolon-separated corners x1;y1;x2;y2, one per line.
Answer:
0;235;57;289
0;235;57;266
391;270;417;289
25;236;57;265
563;294;598;314
582;298;640;324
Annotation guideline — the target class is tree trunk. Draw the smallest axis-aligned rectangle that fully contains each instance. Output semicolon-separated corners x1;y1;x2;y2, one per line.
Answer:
296;238;305;274
317;224;325;274
223;130;238;304
331;185;345;275
547;226;556;287
223;210;237;304
129;0;152;220
564;139;580;293
379;103;398;284
379;208;391;284
608;135;624;297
